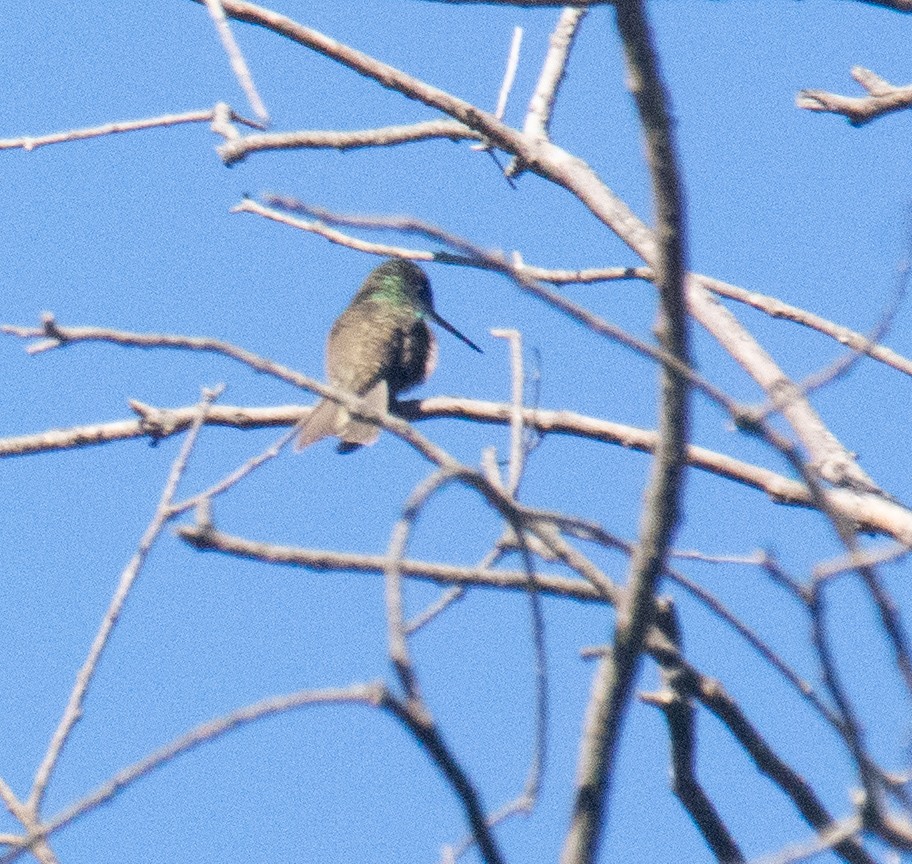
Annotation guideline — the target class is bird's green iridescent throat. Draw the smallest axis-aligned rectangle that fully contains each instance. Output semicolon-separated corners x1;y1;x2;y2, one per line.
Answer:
373;275;412;305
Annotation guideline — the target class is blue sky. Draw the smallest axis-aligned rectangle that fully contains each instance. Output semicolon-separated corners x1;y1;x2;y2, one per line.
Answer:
1;2;911;863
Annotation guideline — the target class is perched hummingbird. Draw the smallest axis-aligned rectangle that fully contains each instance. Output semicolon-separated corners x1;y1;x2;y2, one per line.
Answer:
295;257;481;454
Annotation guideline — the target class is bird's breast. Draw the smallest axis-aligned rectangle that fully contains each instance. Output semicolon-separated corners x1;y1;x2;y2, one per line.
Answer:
326;304;434;398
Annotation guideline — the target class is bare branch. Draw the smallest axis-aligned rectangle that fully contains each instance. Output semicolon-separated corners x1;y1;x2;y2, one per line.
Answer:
814;542;911;580
385;470;454;698
750;815;864;864
650;640;877;864
28;386;222;814
644;606;745;863
219;120;479;164
203;0;270;123
493;27;523;121
177;523;608;602
562;0;690;856
522;7;588;141
381;693;506;864
169;424;300;515
798;66;912;126
490;329;526;496
6;312;912;542
0;104;260;152
258;197;731;409
5;685;384;863
240;196;912;383
700;272;912;380
175;0;884;494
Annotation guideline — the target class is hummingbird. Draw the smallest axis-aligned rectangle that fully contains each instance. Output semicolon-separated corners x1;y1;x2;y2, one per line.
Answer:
295;257;481;454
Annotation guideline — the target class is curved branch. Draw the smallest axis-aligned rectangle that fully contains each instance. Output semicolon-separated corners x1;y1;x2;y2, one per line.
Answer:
3;390;912;541
0;104;260;152
562;1;690;859
218;119;479;164
798;67;912;126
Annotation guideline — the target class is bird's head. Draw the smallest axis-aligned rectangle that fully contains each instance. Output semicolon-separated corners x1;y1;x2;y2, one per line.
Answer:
361;258;482;353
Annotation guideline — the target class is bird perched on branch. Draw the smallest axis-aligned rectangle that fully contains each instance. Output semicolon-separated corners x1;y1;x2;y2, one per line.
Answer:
295;257;481;454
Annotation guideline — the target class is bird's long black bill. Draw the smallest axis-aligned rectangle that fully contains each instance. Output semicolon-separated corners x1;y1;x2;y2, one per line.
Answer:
431;311;482;353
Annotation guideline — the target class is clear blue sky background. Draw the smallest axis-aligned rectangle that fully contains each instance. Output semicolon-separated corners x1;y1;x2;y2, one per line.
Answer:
1;2;910;862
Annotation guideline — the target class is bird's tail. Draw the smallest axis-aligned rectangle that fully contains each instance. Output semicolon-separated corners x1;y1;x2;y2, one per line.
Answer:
294;398;340;452
336;380;388;453
294;380;389;454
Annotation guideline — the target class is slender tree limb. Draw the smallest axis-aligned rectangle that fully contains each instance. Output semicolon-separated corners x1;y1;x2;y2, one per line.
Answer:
808;576;882;806
203;0;270;123
521;7;588;142
643;606;745;863
0;394;808;512
236;198;912;382
662;567;841;732
0;104;261;152
1;684;384;864
173;516;844;737
751;815;864;864
262;198;732;411
385;470;455;699
492;26;523;121
562;1;690;859
179;522;882;864
218;120;480;164
798;66;912;126
186;0;876;491
170;424;299;515
646;634;877;864
6;314;912;543
27;388;222;816
382;693;505;864
177;522;606;602
490;328;527;495
814;542;911;580
699;273;912;380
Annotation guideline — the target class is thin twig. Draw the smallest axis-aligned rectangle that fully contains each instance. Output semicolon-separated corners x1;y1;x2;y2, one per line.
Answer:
643;605;745;863
203;0;270;122
28;386;222;814
381;694;505;864
404;585;465;634
562;0;691;858
700;272;912;380
814;542;911;581
523;7;587;141
405;541;506;636
647;635;877;864
749;814;864;864
663;566;841;731
445;526;549;862
220;120;479;165
491;329;526;495
0;105;261;152
6;317;912;544
168;424;299;515
3;684;383;864
385;470;455;699
797;66;912;126
178;523;605;602
494;27;523;121
259;196;730;410
755;219;912;422
236;195;912;382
